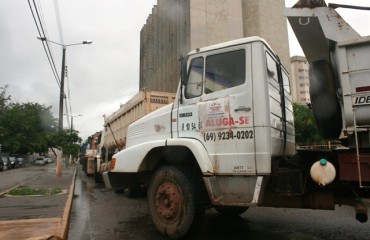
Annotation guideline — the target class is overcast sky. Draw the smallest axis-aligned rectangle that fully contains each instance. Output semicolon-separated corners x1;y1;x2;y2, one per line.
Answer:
1;0;370;141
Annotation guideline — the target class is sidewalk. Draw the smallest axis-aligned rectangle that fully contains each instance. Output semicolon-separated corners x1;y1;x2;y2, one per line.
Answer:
0;165;76;240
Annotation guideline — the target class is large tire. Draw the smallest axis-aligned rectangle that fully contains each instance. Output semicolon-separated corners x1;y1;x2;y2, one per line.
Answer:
147;166;205;239
214;206;248;216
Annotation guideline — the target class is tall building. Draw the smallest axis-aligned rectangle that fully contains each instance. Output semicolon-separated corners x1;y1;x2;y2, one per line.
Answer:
290;56;310;104
140;0;290;93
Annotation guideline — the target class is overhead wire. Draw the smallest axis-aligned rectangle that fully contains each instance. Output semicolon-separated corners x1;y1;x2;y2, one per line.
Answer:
36;0;62;76
29;0;78;131
28;0;61;88
33;0;62;86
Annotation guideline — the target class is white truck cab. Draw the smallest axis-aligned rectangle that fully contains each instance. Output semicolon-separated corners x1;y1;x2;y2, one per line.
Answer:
102;5;370;239
103;37;294;238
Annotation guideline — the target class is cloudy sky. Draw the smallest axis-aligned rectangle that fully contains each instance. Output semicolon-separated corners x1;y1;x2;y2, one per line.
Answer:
1;0;370;140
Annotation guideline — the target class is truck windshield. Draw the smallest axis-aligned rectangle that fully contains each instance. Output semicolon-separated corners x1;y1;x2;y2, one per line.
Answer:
205;49;245;94
185;49;246;99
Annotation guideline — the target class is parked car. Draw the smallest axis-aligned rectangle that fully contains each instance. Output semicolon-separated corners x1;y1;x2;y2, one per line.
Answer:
9;156;19;168
0;157;4;171
34;157;46;165
1;156;11;170
16;157;24;167
45;158;53;164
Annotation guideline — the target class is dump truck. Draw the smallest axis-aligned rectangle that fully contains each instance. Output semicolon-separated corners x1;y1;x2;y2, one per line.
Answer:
83;149;97;176
93;90;176;183
102;3;370;239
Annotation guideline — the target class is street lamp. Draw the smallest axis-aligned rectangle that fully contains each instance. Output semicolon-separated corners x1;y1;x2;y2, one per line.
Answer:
38;37;92;177
37;37;92;133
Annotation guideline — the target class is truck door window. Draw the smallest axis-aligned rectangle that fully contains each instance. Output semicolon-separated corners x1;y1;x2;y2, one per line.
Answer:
185;57;204;99
205;49;245;94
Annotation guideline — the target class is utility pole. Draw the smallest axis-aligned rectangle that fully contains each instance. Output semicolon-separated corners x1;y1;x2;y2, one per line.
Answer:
37;37;92;176
59;47;66;133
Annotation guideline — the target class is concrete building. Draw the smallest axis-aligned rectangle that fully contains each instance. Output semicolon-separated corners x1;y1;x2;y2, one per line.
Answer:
140;0;290;93
290;55;310;104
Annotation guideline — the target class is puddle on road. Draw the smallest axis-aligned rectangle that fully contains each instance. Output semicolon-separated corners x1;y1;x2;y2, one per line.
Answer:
115;210;317;240
68;173;92;240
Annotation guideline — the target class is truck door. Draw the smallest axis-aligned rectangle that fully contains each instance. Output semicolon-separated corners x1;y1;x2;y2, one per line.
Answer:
177;46;256;175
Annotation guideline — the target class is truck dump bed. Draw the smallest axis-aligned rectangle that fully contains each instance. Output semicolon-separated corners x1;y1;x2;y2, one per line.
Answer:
103;90;176;151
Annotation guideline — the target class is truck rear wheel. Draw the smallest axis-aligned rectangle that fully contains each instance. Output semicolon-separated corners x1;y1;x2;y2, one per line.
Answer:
147;165;205;239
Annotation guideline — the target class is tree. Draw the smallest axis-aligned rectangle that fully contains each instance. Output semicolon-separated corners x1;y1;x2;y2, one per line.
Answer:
0;85;11;112
54;129;82;159
0;86;11;147
293;102;325;145
1;85;83;156
0;102;58;154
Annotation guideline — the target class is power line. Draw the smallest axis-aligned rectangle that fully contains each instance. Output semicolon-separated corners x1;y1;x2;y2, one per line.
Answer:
28;0;84;133
35;0;62;88
28;0;61;88
34;0;62;87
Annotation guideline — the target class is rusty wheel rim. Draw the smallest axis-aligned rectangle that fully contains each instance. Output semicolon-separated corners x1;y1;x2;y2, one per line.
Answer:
155;182;182;223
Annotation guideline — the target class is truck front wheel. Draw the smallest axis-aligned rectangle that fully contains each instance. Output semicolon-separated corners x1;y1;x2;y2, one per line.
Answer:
147;166;205;239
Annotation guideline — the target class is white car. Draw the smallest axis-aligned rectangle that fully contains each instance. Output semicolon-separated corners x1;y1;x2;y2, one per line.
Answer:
34;157;46;165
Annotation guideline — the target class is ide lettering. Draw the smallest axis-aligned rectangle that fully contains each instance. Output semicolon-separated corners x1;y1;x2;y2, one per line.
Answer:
354;96;370;105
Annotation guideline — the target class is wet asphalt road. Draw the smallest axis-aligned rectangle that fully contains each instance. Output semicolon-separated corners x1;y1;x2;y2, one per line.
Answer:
68;166;370;240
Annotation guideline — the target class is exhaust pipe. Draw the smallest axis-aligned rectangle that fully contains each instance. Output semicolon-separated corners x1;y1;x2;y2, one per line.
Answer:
355;203;368;223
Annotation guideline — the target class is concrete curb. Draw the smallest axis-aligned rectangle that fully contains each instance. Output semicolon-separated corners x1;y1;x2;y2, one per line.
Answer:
60;166;77;239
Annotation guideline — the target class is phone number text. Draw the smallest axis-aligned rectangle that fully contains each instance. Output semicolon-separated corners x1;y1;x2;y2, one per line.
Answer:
203;130;254;142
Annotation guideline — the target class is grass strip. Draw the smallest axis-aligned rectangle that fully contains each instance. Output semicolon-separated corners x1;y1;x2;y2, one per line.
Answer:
8;186;62;196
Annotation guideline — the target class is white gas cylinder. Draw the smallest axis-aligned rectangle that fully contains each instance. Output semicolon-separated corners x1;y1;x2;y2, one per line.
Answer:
310;158;336;186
